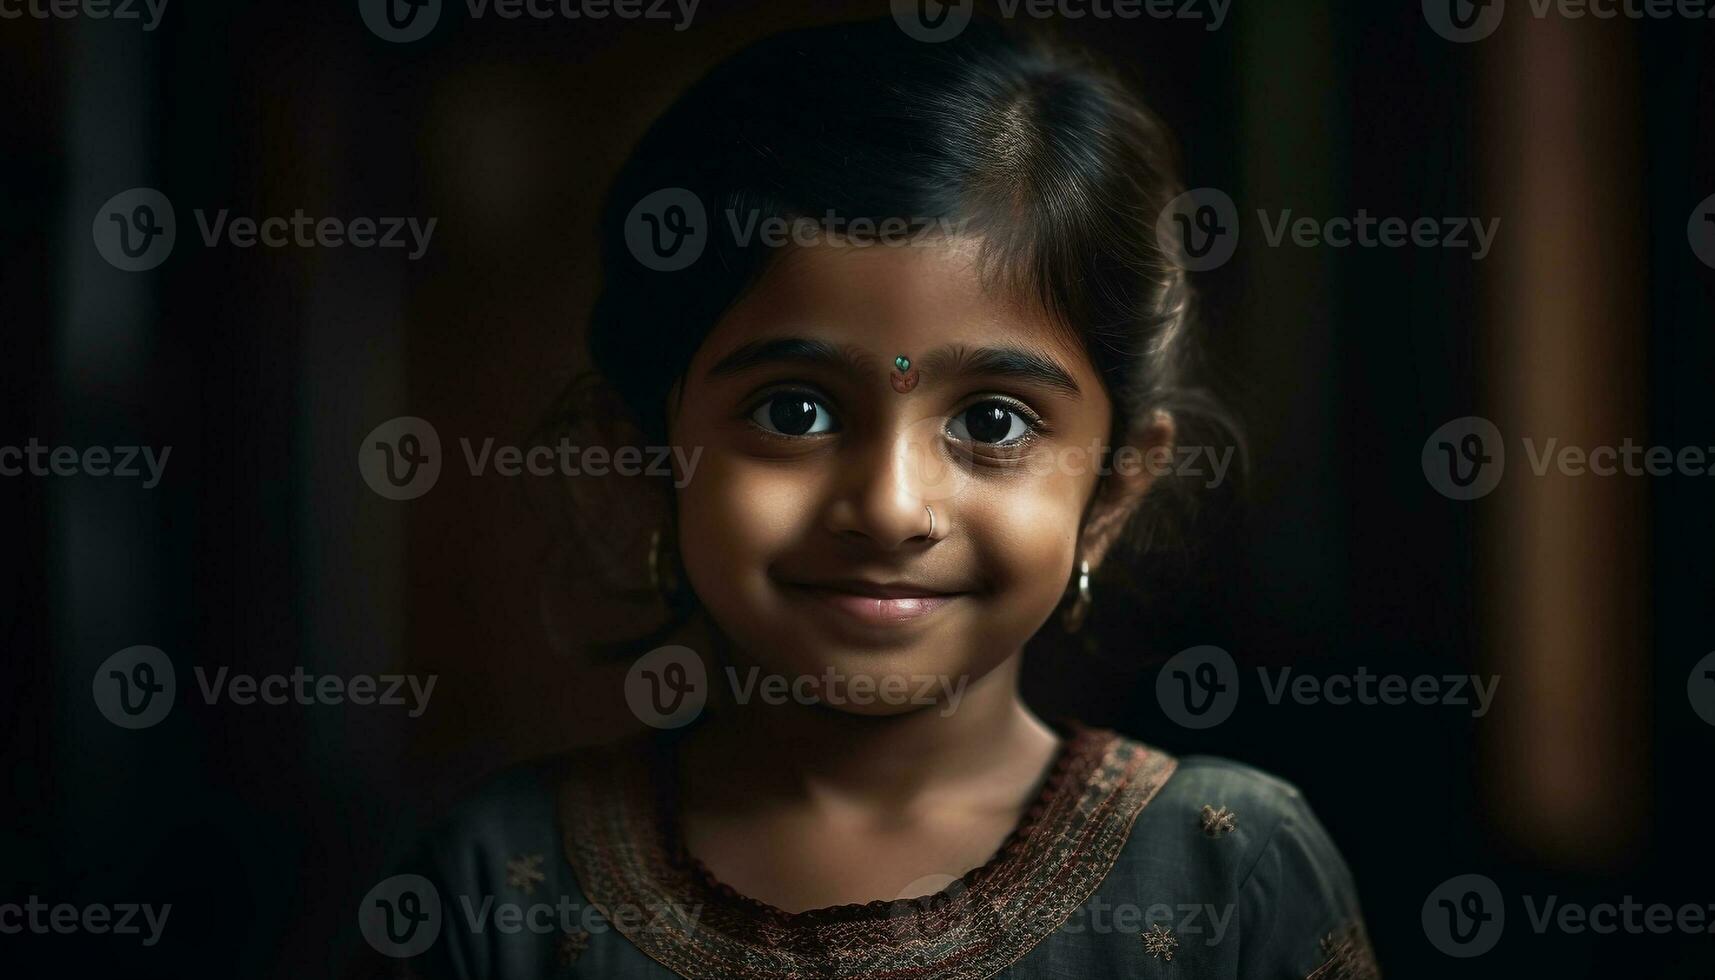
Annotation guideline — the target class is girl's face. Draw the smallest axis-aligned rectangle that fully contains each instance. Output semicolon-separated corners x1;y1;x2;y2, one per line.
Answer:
668;237;1115;713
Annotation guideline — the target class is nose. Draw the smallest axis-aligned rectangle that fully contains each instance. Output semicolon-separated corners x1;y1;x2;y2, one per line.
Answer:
822;426;945;549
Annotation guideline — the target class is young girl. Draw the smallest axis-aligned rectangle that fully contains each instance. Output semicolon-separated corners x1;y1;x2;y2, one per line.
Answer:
394;16;1377;979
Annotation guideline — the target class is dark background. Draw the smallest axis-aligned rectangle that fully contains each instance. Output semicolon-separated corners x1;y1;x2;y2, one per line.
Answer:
3;0;1713;977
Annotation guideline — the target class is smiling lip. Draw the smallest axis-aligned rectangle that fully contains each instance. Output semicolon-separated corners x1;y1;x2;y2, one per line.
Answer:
784;579;965;625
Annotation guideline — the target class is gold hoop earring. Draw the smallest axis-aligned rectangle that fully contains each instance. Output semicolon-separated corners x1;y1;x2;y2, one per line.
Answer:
1060;559;1092;633
648;527;681;599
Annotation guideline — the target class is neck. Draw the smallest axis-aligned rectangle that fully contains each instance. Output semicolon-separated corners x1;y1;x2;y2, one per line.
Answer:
681;655;1060;812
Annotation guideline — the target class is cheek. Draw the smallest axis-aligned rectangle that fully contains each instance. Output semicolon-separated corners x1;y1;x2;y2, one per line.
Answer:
676;452;819;597
965;465;1097;612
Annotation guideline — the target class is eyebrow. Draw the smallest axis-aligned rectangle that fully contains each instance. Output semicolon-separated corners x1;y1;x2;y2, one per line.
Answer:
705;338;873;379
921;344;1082;397
704;337;1081;398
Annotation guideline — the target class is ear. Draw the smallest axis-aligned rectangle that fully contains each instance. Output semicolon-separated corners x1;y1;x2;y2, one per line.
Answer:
1077;410;1175;573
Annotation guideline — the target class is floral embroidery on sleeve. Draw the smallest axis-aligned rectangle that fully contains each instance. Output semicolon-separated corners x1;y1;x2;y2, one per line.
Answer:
1305;921;1381;979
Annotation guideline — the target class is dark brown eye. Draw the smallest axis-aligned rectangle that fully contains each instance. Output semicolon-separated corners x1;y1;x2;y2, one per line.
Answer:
950;401;1029;445
751;394;836;436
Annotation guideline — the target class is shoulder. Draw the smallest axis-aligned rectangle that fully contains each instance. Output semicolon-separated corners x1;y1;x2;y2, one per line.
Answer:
1109;741;1329;890
1154;753;1316;859
1102;738;1379;977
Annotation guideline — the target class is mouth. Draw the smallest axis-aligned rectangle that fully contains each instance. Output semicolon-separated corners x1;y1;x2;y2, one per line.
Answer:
779;578;969;626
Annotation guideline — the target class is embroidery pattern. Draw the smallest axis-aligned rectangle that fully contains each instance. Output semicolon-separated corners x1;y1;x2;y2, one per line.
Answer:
506;853;546;895
556;925;592;967
1142;923;1180;961
1306;921;1382;979
1199;804;1237;838
557;725;1177;980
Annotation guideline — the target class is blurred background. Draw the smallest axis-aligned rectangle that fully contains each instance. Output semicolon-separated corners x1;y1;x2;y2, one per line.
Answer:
3;0;1713;976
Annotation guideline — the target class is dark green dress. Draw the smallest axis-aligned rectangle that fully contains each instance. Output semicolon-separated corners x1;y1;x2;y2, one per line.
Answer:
383;724;1379;978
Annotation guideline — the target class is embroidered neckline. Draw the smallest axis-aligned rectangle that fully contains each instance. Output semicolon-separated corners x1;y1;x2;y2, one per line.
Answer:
659;721;1094;926
557;723;1177;979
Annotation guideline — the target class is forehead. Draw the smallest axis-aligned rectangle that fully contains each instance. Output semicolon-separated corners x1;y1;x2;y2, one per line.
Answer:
692;237;1094;378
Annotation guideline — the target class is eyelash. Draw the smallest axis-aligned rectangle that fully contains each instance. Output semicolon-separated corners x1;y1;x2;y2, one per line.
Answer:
742;388;1050;449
